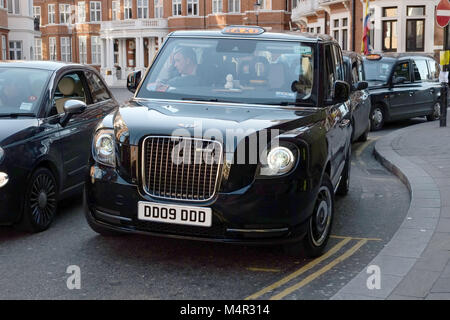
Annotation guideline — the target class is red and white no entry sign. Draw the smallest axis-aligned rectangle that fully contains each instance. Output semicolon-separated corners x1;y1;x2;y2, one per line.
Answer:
437;0;450;28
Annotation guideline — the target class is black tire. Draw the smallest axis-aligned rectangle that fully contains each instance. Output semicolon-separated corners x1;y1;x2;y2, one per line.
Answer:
370;105;385;131
18;167;58;233
336;145;351;196
358;120;370;142
426;102;441;121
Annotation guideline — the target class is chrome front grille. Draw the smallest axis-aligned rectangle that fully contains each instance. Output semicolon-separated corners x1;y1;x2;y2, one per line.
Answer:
142;136;223;201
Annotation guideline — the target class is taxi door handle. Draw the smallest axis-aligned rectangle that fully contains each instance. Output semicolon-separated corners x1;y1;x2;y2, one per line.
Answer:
409;91;415;96
430;89;435;94
339;119;351;128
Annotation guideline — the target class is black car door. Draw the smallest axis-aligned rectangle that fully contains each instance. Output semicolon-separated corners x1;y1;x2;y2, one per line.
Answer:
411;58;436;116
389;60;416;119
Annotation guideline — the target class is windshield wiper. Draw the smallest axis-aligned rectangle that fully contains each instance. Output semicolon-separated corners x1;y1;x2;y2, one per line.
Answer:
278;101;312;107
0;113;36;118
181;97;234;103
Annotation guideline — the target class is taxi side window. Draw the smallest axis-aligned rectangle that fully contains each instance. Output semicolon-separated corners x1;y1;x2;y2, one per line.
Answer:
85;71;111;104
393;62;411;83
324;45;336;100
427;60;439;81
412;59;429;82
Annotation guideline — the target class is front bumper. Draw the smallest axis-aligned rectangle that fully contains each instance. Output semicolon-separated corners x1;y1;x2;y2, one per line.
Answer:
84;164;318;245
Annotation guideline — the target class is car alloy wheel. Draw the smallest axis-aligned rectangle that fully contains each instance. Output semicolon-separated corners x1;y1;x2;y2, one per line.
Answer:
427;102;441;121
371;106;384;131
310;185;333;247
21;168;58;232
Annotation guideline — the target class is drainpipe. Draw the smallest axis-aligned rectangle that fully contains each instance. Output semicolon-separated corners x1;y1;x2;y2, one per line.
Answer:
352;0;356;51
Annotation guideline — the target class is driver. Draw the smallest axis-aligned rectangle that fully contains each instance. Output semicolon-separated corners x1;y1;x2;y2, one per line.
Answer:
167;47;200;87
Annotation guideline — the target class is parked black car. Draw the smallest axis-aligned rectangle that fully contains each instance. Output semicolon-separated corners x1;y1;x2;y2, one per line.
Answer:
0;61;118;232
363;53;441;130
343;51;371;142
84;27;352;257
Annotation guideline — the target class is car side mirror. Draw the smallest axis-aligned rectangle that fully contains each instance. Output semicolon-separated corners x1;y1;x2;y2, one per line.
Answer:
60;100;87;127
354;81;368;91
127;71;142;93
392;77;407;85
333;80;350;104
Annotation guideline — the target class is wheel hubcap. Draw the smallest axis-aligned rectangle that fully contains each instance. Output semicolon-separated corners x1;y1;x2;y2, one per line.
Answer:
310;186;332;247
30;173;56;227
372;109;383;127
434;103;441;118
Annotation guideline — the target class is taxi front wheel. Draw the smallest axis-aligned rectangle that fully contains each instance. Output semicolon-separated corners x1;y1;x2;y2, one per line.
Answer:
370;105;385;131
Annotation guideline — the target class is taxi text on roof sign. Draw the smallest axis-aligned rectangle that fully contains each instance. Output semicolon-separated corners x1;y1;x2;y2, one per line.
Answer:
366;54;382;60
222;26;265;35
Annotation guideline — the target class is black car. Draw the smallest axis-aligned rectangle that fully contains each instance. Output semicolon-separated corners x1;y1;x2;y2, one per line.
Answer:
84;27;352;257
343;52;371;142
363;53;441;130
0;61;118;232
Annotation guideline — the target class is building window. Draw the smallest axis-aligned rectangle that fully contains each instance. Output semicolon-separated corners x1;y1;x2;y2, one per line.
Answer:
48;4;55;24
90;1;101;22
187;0;198;15
228;0;240;13
79;36;87;64
33;6;41;25
406;19;424;52
78;2;86;23
2;36;7;60
91;36;101;65
60;37;71;62
331;17;348;51
212;0;222;13
317;27;321;34
172;0;181;16
154;0;163;18
382;20;397;52
407;6;425;16
382;7;397;17
34;38;42;60
7;0;19;14
49;37;57;61
138;0;148;19
124;0;132;19
60;4;71;24
112;1;120;20
333;30;339;43
9;41;21;59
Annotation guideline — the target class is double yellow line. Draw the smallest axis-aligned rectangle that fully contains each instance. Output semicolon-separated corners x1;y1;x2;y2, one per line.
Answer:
245;237;368;300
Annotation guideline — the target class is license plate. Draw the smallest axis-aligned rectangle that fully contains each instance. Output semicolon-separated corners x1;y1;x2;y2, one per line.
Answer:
138;201;212;227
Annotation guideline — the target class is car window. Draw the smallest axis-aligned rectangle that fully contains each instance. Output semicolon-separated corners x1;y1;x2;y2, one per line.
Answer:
412;59;429;82
364;59;394;84
137;37;316;106
351;62;359;84
393;61;411;83
324;45;336;100
52;72;87;115
357;58;365;81
427;60;439;81
332;45;345;81
0;68;51;116
85;71;111;104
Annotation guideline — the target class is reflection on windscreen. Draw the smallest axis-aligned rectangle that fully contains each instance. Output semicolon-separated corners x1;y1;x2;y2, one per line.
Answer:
364;60;394;83
138;38;315;105
0;68;51;115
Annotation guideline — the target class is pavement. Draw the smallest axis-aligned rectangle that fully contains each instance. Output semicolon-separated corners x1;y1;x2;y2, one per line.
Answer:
332;112;450;300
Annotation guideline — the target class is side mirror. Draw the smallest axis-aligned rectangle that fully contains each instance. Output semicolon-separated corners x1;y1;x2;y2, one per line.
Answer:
392;76;406;85
333;80;350;104
354;81;368;91
60;100;87;127
127;71;142;93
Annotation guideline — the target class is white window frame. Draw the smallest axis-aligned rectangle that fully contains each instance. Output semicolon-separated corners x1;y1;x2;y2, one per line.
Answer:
172;0;181;16
7;0;20;14
9;41;22;60
33;6;41;26
59;4;71;25
154;0;163;18
79;36;87;64
48;4;55;24
330;13;350;51
124;0;132;19
2;36;7;60
90;1;101;22
112;1;120;20
187;0;198;16
258;0;271;10
49;37;57;61
212;0;222;14
77;2;86;23
60;37;71;62
228;0;240;13
34;38;42;60
91;36;101;65
137;0;148;19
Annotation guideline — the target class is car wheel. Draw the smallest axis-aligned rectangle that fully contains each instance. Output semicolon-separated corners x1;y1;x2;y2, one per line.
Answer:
19;167;58;233
336;146;351;196
358;120;370;142
370;105;385;131
426;102;441;121
303;173;334;257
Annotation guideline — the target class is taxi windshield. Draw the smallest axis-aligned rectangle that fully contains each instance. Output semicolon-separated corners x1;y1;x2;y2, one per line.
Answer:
364;59;395;84
137;37;316;106
0;67;51;116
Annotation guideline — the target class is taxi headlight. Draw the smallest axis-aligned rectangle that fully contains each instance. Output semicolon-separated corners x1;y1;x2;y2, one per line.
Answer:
92;129;116;167
259;146;297;176
0;172;8;188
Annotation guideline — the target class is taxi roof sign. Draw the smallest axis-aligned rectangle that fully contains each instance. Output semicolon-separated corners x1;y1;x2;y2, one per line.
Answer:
366;54;382;60
222;26;265;35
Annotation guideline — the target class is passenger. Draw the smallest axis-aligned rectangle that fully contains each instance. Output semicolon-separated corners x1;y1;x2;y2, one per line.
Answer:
167;47;200;87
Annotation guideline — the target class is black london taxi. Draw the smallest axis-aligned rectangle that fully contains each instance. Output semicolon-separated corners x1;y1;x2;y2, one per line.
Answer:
0;61;118;232
363;53;441;130
84;27;352;257
343;51;371;142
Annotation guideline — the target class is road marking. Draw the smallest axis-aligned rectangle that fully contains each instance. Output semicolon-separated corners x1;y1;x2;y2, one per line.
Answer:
355;136;381;158
269;239;368;300
331;235;382;241
247;267;281;273
244;237;351;300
